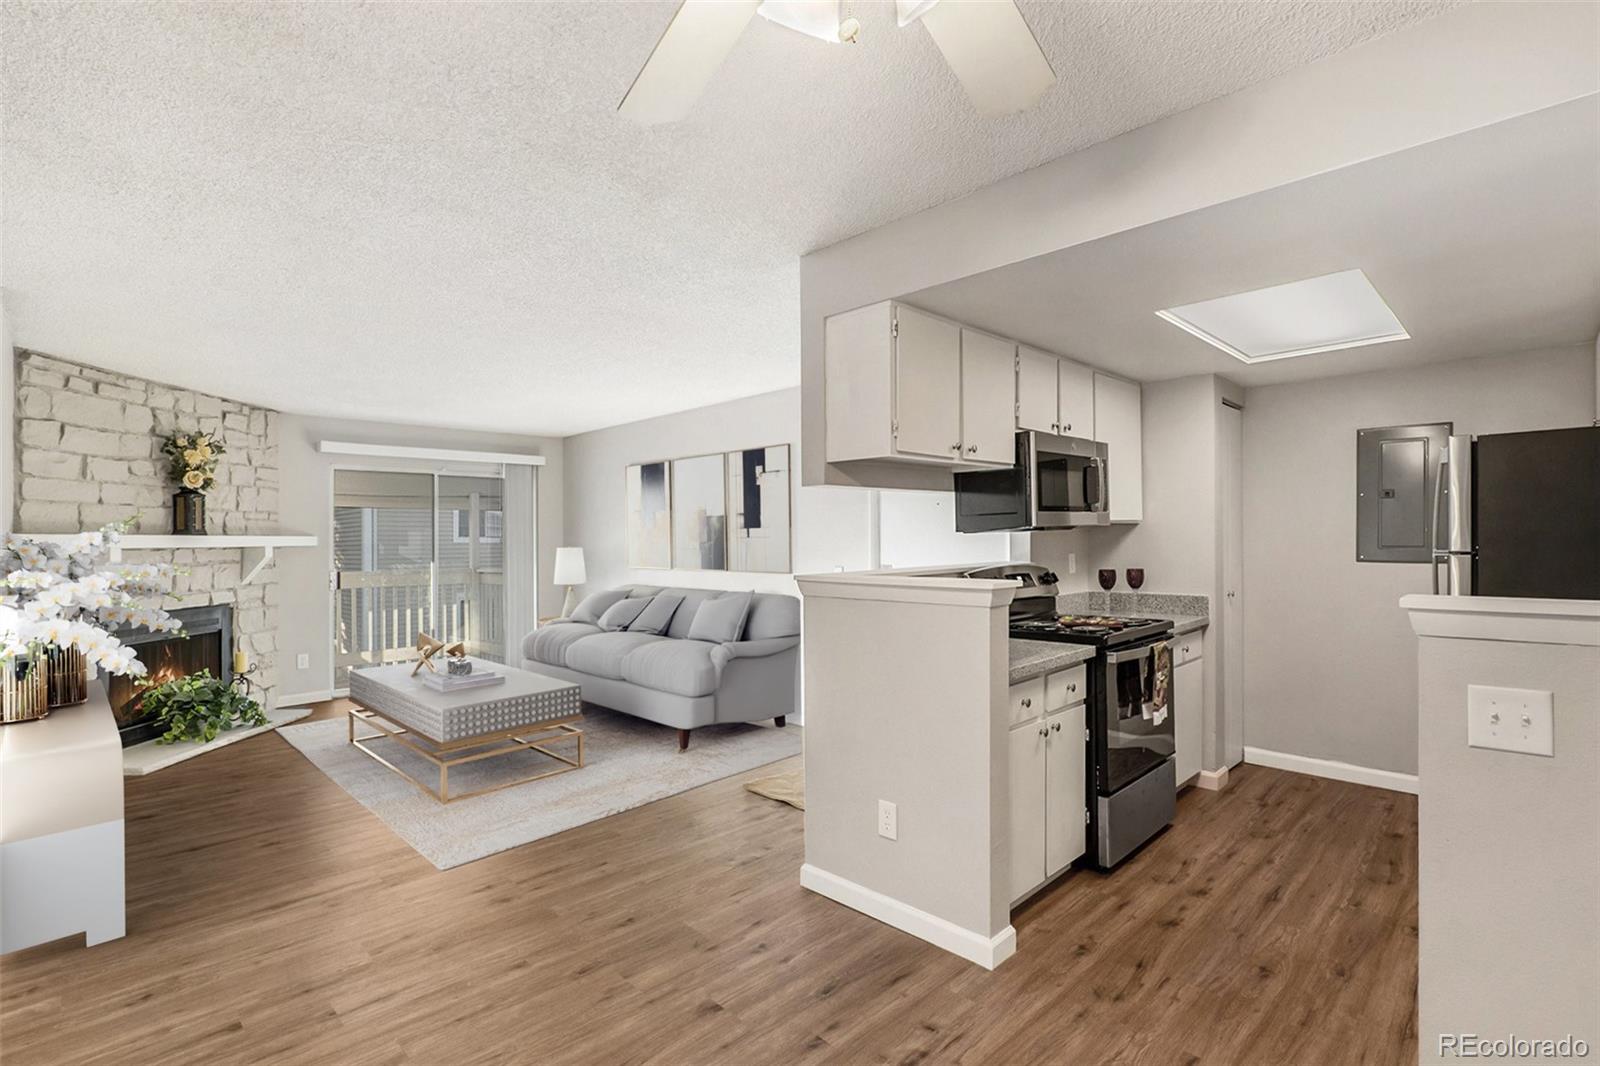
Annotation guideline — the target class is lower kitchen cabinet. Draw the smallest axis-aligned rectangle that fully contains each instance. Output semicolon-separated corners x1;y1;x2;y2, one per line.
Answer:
1174;637;1203;789
1008;671;1087;905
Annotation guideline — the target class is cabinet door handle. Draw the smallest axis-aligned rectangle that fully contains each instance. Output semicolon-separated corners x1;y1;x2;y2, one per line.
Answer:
951;443;962;453
1052;722;1061;733
1039;726;1048;737
966;444;978;454
1066;683;1077;694
1020;697;1032;708
1064;422;1072;432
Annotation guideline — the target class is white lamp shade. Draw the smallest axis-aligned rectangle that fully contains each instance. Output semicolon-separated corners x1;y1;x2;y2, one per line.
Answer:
553;547;587;586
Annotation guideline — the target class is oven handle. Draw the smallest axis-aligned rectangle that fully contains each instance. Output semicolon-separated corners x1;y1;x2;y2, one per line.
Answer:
1106;643;1162;664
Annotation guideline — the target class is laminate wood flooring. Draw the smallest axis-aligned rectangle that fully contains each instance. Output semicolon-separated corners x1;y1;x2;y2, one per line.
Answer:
0;699;1417;1066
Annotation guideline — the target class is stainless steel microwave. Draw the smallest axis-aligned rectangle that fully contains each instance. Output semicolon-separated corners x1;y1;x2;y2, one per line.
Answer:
953;431;1110;532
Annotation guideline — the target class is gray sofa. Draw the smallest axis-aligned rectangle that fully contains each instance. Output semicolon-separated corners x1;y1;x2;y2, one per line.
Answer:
520;585;799;750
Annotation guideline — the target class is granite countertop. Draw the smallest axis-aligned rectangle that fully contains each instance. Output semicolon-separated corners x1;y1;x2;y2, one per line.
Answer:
1008;640;1096;685
1159;614;1209;637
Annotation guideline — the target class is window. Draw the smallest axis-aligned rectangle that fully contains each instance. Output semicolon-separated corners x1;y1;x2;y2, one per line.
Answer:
452;509;503;544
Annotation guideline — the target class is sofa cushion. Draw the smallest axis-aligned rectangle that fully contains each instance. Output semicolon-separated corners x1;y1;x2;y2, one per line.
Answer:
526;621;602;667
629;592;684;636
564;632;667;680
598;597;651;632
665;589;722;640
745;593;800;640
621;639;720;698
688;591;753;644
570;589;629;624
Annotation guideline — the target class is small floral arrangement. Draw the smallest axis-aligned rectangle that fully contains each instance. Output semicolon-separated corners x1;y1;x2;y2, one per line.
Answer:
161;430;225;493
0;520;180;679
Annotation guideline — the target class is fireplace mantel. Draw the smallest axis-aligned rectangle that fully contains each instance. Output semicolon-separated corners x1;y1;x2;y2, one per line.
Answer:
33;533;317;584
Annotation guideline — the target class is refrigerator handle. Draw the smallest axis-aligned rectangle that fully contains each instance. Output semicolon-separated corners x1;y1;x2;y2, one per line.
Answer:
1430;457;1449;595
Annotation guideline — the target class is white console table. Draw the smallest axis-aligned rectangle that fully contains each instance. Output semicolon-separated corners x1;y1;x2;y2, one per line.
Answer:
0;685;126;953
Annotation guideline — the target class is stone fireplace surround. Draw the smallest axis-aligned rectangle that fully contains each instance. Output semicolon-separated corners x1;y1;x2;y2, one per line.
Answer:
12;350;282;711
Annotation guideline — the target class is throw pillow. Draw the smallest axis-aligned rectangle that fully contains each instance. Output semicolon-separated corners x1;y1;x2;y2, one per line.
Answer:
570;589;628;624
687;590;754;644
630;591;684;636
598;597;652;632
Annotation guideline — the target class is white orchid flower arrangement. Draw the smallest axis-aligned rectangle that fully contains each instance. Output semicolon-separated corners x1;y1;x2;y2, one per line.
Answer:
161;429;225;493
0;520;181;679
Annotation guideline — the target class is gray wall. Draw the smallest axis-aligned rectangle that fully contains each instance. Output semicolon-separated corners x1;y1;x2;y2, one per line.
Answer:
1417;633;1600;1060
1242;345;1597;774
275;413;563;699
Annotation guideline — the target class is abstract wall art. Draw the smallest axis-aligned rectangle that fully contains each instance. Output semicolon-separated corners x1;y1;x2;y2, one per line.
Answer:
727;444;791;573
626;460;671;568
670;454;727;571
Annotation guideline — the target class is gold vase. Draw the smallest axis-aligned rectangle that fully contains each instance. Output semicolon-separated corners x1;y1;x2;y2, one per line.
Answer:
1;660;50;724
46;647;89;708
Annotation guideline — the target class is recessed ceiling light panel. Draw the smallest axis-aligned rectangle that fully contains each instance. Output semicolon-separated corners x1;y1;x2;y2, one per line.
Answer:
1156;268;1408;364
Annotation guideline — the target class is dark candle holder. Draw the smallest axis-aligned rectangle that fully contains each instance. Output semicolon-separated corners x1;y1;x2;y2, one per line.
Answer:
1097;569;1117;591
1126;568;1145;590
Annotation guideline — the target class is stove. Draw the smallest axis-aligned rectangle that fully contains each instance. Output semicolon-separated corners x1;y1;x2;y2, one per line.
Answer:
1010;614;1173;647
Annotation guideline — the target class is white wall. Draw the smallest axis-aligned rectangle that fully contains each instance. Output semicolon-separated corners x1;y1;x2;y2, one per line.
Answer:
275;413;563;700
1242;345;1597;775
562;388;873;598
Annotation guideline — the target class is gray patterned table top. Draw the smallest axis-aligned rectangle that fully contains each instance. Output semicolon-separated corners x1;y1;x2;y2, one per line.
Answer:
348;659;582;744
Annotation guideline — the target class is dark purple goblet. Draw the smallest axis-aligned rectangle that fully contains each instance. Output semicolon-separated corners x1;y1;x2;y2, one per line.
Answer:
1098;569;1117;591
1126;568;1145;590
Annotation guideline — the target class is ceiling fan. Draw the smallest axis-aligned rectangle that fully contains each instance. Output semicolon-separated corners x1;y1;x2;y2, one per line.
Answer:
618;0;1057;124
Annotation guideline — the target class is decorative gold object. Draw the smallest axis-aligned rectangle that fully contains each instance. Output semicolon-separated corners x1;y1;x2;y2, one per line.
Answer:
2;661;50;724
411;632;466;676
45;647;89;708
348;707;584;803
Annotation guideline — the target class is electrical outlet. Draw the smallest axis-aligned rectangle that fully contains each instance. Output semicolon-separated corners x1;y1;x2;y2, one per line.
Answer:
1067;552;1077;575
1467;685;1553;757
296;653;310;670
877;799;897;841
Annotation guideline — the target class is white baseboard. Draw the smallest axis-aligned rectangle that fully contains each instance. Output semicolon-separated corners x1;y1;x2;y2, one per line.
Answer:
799;863;1016;970
1195;766;1230;792
1243;746;1419;795
276;689;334;708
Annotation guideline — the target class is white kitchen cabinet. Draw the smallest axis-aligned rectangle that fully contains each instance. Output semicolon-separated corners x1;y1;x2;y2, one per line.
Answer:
1007;668;1088;905
1015;346;1058;434
1093;373;1143;522
1007;717;1047;906
1016;346;1095;440
961;329;1017;465
1044;704;1087;875
1174;643;1203;790
1057;360;1094;438
823;301;1010;468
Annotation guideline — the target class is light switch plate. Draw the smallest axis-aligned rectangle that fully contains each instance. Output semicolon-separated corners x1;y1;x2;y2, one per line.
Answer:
877;799;897;841
1467;685;1553;757
296;653;311;670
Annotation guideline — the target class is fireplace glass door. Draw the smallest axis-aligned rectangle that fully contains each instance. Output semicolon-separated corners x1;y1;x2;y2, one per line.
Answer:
332;471;507;688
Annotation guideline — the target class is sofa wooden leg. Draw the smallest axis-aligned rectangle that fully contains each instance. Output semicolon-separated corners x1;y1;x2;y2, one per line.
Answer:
677;729;690;752
774;715;786;728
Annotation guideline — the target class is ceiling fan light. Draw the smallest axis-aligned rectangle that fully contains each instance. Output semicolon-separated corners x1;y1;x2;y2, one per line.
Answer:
757;0;845;43
896;0;939;27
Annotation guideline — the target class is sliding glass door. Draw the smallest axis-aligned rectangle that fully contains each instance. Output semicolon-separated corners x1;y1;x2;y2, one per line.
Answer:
332;470;508;688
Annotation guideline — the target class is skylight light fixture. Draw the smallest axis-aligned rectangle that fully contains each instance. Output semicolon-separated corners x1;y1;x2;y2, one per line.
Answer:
1155;269;1409;364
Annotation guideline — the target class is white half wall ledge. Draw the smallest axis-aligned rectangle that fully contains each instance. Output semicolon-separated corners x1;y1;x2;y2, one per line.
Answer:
1401;594;1600;647
1243;747;1419;795
799;864;1017;971
317;440;548;466
795;571;1015;608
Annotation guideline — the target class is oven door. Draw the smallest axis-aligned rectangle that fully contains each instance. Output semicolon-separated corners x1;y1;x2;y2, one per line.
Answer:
1031;433;1110;528
1096;640;1175;794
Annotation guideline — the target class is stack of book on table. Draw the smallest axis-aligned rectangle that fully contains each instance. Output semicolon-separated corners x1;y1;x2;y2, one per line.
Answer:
418;666;506;693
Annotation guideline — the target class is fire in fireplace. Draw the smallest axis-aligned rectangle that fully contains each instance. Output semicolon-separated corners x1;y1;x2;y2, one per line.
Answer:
107;603;233;747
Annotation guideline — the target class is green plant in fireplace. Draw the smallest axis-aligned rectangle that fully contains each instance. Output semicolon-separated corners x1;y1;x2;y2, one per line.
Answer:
138;669;266;745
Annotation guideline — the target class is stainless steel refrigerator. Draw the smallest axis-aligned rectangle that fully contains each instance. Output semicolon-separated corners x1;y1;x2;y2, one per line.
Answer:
1433;426;1600;599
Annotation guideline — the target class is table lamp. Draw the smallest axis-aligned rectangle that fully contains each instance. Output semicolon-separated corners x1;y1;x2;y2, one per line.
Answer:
553;547;586;618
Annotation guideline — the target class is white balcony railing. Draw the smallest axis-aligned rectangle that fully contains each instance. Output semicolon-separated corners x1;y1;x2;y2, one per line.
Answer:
334;567;506;686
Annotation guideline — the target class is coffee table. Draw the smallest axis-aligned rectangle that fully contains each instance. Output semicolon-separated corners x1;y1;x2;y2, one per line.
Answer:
346;658;584;803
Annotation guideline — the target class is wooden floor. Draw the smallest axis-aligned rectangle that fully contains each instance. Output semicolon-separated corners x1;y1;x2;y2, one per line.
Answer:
1;699;1418;1066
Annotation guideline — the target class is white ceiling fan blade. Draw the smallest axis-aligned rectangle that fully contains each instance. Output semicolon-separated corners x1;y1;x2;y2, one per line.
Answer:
913;0;1056;116
757;0;843;43
618;0;762;124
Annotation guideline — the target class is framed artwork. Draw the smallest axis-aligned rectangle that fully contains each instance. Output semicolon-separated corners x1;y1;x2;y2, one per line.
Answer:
670;454;727;571
727;444;791;573
626;460;671;568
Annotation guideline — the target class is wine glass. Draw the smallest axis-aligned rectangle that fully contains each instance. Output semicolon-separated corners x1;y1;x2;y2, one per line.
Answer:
1126;568;1145;590
1098;569;1116;591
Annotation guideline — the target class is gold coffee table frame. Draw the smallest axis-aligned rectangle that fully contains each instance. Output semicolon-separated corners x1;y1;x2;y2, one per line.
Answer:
347;706;585;803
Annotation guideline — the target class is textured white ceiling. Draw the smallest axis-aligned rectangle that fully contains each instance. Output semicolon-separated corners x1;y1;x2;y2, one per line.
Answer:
1;1;1455;435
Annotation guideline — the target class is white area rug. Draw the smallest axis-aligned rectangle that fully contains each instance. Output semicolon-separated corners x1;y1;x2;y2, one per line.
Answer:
276;708;801;870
